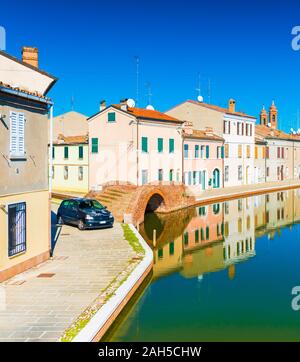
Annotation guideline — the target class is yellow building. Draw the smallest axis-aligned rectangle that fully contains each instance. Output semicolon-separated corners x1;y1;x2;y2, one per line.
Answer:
0;47;56;282
51;135;89;193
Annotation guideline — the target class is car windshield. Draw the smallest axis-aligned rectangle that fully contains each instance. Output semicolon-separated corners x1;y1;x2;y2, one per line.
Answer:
79;200;104;210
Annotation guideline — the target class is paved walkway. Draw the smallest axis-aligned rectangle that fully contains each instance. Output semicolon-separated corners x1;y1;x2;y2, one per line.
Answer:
193;179;300;202
0;205;135;342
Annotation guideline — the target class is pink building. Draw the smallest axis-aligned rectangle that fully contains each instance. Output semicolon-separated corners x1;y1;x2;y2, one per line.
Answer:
88;100;184;189
182;125;224;194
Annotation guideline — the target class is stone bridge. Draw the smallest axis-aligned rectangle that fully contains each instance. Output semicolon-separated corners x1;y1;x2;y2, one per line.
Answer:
88;184;196;226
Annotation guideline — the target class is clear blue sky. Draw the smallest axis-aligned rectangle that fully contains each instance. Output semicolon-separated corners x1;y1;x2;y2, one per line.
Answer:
2;0;300;131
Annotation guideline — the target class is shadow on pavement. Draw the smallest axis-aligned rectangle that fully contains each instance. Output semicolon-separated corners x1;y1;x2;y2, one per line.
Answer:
51;210;62;256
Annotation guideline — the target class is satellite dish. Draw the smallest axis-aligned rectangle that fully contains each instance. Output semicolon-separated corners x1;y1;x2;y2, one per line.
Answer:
291;128;295;133
197;95;203;103
127;98;135;108
297;129;300;134
146;105;154;110
267;122;272;127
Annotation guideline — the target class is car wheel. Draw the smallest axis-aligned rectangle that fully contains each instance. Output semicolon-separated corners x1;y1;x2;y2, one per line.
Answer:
57;215;64;225
78;220;85;230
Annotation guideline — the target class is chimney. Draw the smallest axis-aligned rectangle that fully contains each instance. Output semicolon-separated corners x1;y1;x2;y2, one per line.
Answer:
22;46;38;68
204;126;214;136
183;121;193;135
99;100;106;111
120;99;128;111
228;99;236;113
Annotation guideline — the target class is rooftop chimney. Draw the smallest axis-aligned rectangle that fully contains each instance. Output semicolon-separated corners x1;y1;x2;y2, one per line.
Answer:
204;126;214;136
120;98;128;111
22;46;38;68
99;100;106;111
228;98;236;113
183;121;193;135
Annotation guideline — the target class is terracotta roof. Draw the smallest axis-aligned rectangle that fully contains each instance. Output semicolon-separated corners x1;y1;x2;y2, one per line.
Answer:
0;81;50;101
185;100;256;119
54;134;88;145
112;105;183;123
255;125;291;140
183;129;224;142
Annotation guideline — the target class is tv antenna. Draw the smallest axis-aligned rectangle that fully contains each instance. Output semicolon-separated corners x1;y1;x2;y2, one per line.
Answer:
208;78;211;104
71;94;75;111
134;56;140;107
146;82;152;105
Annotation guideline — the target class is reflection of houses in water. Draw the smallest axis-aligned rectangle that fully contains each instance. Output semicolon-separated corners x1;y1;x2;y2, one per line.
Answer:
222;197;256;265
140;190;300;282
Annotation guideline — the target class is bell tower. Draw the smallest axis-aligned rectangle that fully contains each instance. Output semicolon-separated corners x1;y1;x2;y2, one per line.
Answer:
269;101;278;129
260;106;268;126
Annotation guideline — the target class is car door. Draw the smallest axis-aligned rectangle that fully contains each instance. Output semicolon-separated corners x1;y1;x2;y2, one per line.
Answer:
59;200;70;222
68;200;80;225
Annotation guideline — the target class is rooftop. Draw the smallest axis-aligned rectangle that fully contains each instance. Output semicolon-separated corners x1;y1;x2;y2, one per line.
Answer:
183;128;224;142
54;134;88;145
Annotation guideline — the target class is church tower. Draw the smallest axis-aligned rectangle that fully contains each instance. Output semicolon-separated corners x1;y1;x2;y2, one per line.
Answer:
260;106;268;126
269;101;278;129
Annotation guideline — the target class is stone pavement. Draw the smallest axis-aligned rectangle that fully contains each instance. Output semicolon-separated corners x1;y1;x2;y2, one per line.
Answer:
0;204;136;342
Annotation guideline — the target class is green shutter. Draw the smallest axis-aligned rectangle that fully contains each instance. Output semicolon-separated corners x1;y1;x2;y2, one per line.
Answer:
108;112;116;122
91;138;98;153
206;226;210;239
184;232;189;245
195;229;199;243
64;146;69;159
169;138;174;153
142;137;148;153
221;146;224;159
78;146;83;159
169;169;173;181
206;145;210;158
52;146;55;159
158;248;163;259
195;145;199;158
158;138;163;153
184;144;188;158
169;242;174;255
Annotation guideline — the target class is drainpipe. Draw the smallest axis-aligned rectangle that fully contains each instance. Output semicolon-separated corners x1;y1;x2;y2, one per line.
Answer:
136;119;139;186
49;104;54;195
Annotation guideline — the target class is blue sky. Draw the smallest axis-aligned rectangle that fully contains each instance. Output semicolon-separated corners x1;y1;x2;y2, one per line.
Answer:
2;0;300;131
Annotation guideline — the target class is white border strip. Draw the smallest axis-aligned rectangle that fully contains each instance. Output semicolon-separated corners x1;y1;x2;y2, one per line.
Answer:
72;224;153;342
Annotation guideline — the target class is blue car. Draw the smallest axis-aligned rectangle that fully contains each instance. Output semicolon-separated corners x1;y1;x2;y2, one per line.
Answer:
57;198;114;230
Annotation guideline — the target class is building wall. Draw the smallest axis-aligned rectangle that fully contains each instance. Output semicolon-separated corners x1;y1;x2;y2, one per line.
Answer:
183;138;224;194
0;190;50;282
254;144;266;183
52;144;89;193
88;107;182;188
51;111;88;141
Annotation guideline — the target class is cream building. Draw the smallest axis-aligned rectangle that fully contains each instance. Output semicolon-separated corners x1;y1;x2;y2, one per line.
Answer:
167;99;256;187
0;47;56;282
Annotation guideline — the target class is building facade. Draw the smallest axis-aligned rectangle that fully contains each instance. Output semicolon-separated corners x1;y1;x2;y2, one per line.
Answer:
182;125;224;194
0;47;56;282
88;101;183;189
52;135;89;193
166;99;256;187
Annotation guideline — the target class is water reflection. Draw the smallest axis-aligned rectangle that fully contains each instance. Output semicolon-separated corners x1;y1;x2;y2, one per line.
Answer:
141;189;300;282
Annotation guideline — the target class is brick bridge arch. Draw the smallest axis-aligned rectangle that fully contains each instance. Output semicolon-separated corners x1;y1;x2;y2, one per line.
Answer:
126;184;195;226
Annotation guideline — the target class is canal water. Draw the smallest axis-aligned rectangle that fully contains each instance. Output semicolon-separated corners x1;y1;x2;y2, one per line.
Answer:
104;189;300;341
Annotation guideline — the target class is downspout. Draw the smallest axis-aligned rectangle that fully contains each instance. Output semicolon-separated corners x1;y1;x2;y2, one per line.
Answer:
49;104;54;195
136;119;139;186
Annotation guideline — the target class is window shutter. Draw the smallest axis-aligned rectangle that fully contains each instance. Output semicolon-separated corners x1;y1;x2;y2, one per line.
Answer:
206;145;209;158
221;146;224;159
169;139;174;153
18;113;25;155
10;111;18;155
158;138;163;153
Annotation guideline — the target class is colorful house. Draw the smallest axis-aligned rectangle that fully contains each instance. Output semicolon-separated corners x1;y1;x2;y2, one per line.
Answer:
166;99;256;187
88;100;184;189
0;47;56;282
51;135;89;193
182;124;224;193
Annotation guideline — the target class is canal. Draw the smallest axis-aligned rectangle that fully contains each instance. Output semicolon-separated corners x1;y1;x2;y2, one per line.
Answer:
104;189;300;341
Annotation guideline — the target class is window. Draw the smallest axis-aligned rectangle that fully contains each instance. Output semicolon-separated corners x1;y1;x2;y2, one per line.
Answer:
225;166;229;182
277;147;281;158
255;146;258;159
169;242;175;255
195;145;199;158
224;202;229;214
184;232;189;245
188;171;192;185
213;203;220;214
238;218;242;233
142;137;148;153
247;145;250;158
78;166;83;181
238;165;243;180
238;145;242;158
158;138;163;153
64;146;69;159
206;145;210;159
78;146;83;159
8;202;26;257
52;146;55;159
64;166;68;180
224;222;229;237
169;139;174;153
158;169;163;181
225;144;229;158
184;144;189;158
224;120;230;134
9;111;25;158
193;171;197;185
142;170;148;185
52;166;55;179
206;226;209;239
281;147;284;159
195;230;199;243
266;167;270;177
266;146;270;159
201;228;205;241
108;112;116;122
169;169;174;182
91;138;98;153
198;206;207;216
158;248;163;259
